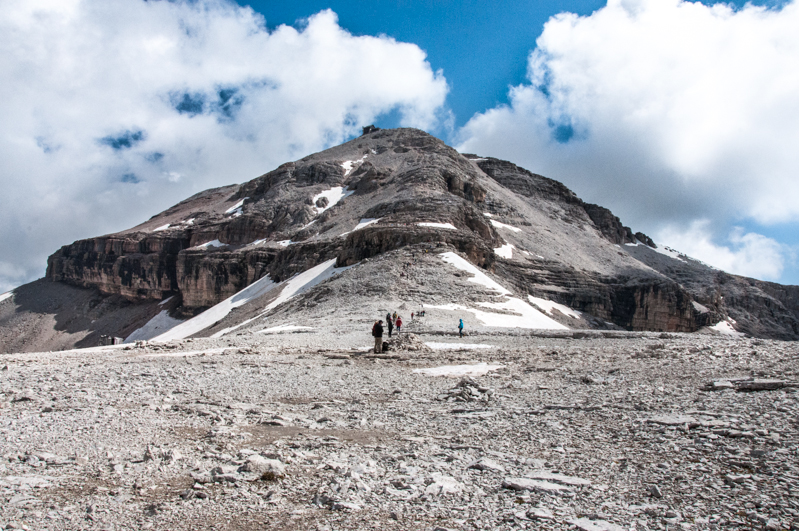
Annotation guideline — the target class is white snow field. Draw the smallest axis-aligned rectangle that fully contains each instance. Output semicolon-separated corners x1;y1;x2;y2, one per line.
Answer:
190;239;226;250
528;295;582;319
417;222;457;230
153;224;170;232
413;363;505;377
710;319;745;337
494;243;514;259
428;252;568;330
152;274;277;342
340;218;381;237
224;197;248;215
340;155;367;177
489;219;522;232
0;291;12;303
313;187;354;215
256;324;314;334
210;259;350;338
352;218;380;231
124;310;184;343
439;252;510;295
426;342;496;350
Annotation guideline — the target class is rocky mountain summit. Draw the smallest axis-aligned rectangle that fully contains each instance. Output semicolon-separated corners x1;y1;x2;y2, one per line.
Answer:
2;128;798;352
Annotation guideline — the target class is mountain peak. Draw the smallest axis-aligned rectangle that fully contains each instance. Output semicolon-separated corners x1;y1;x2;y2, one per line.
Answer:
2;132;798;353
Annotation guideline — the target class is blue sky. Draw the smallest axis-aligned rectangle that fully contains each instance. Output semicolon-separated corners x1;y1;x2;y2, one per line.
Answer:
241;0;782;129
1;0;798;291
238;0;607;129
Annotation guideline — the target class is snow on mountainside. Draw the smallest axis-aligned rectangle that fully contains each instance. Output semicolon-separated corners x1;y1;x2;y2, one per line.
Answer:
2;128;799;353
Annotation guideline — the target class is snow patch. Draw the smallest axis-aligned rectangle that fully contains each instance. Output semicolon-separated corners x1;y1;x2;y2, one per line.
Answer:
158;296;174;306
710;320;745;337
152;273;277;342
341;155;367;177
494;243;514;259
528;296;582;319
313;186;354;215
124;310;184;343
0;291;13;303
153;224;170;232
489;219;522;232
418;222;457;230
692;301;710;314
432;252;569;330
483;212;493;217
182;218;195;225
277;240;293;247
190;239;226;250
413;363;504;377
353;218;380;231
426;343;495;350
425;299;568;330
246;239;267;247
341;218;381;237
225;197;247;214
440;252;510;294
257;324;314;334
211;259;351;338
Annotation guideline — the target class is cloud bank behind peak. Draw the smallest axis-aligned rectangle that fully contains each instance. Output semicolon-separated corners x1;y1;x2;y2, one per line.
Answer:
457;0;799;281
0;0;448;292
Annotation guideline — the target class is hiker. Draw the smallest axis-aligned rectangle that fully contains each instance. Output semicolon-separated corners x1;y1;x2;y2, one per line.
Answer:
411;312;414;320
395;315;403;335
458;318;464;338
392;311;397;321
386;313;394;338
372;320;384;353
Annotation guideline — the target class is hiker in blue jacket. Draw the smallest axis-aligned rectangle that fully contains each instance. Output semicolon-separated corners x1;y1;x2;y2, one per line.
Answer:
458;318;464;338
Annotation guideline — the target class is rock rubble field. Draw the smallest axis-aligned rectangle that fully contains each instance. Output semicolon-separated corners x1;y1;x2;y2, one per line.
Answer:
2;330;798;530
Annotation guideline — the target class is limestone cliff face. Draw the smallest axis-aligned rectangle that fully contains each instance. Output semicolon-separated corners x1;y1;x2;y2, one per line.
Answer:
43;128;799;338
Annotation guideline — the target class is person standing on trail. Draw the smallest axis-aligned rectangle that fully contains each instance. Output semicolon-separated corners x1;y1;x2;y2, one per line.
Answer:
372;320;384;353
411;312;414;320
395;315;403;335
393;311;397;321
386;313;394;338
458;318;464;338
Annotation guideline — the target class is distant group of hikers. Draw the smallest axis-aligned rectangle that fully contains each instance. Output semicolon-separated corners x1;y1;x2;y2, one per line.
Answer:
371;311;465;353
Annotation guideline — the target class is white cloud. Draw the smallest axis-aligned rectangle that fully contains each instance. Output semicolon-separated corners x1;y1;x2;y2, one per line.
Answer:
0;0;448;290
457;0;799;281
657;221;787;281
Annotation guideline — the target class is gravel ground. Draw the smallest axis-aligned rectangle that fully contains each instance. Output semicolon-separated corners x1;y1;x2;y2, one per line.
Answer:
2;332;798;531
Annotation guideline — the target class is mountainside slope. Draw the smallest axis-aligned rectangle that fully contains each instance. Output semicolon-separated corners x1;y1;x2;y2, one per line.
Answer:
2;128;798;352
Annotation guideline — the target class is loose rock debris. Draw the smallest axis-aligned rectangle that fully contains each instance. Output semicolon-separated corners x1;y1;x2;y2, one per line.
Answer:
1;333;799;530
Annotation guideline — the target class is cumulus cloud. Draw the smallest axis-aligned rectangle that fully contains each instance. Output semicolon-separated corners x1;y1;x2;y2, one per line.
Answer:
457;0;799;281
0;0;448;292
657;221;788;280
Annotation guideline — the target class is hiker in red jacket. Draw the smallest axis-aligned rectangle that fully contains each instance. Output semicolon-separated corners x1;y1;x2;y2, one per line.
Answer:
395;316;403;335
